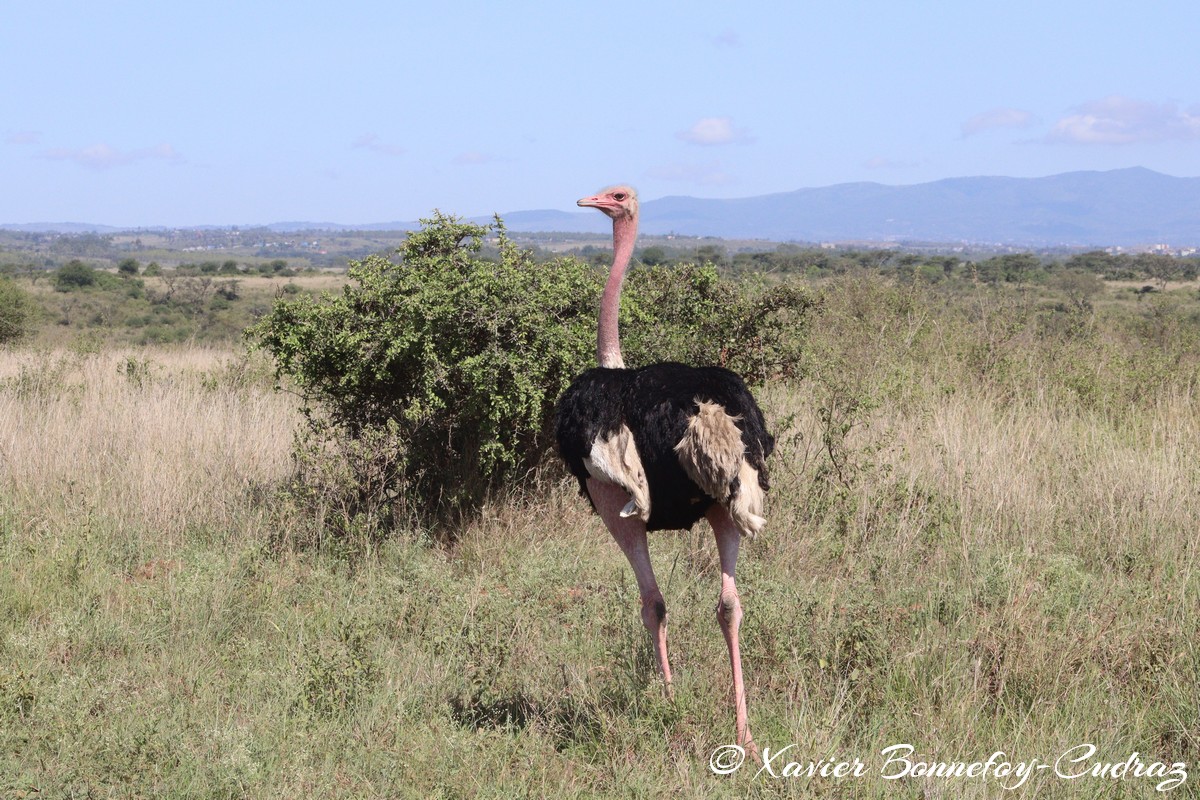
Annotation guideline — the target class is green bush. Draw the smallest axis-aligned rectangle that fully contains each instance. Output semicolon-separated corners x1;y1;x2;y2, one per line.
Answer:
54;260;97;290
250;214;598;526
622;262;814;383
250;213;813;532
0;278;35;344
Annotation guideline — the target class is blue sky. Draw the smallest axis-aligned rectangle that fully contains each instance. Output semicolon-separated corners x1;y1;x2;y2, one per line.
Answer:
3;1;1199;226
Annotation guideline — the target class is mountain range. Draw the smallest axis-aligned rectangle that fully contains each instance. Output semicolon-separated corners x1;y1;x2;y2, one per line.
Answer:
493;168;1200;247
6;168;1199;247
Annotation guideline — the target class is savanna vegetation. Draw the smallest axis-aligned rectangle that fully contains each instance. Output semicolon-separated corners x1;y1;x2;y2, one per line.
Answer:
1;216;1198;797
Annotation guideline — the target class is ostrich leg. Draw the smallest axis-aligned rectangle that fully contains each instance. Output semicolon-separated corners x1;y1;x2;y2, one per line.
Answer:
587;478;673;694
707;505;756;755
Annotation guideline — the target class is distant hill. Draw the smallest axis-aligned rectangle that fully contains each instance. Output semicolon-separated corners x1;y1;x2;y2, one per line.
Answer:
0;222;124;234
491;168;1200;247
4;168;1198;246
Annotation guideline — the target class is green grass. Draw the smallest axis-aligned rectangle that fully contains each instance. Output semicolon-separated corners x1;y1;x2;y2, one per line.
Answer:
1;274;1198;798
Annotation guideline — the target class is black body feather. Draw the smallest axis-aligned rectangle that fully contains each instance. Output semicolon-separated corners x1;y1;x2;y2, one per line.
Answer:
556;362;773;532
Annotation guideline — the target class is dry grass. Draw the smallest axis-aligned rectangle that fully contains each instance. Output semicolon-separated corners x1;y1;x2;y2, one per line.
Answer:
0;347;298;543
1;277;1198;797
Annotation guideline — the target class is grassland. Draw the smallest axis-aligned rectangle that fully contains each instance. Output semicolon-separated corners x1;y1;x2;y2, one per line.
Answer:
8;272;348;349
1;272;1198;798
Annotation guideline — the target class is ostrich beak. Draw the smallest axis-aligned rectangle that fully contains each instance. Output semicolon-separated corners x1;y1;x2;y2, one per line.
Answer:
578;194;622;217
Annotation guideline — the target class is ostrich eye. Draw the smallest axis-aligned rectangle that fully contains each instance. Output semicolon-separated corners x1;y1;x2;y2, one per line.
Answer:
613;192;627;201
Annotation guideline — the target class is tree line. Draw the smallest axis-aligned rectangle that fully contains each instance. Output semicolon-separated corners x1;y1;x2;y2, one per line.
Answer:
573;245;1199;288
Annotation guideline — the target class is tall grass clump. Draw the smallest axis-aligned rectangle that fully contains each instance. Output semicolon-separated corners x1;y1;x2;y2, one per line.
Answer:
778;274;1200;540
0;347;294;543
249;213;814;539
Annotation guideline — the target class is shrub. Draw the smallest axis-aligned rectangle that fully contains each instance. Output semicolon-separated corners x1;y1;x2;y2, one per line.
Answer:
250;213;813;532
0;278;35;344
621;262;814;383
250;214;598;526
54;260;97;290
216;280;241;301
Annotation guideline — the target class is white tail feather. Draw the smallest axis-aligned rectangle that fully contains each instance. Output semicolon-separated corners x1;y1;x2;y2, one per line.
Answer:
675;400;766;537
730;460;766;537
583;424;651;522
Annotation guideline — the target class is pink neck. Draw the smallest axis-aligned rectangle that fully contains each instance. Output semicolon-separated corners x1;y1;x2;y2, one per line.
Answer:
597;213;637;368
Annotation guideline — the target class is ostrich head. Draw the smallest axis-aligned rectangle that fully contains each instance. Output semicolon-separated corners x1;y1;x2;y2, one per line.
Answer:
578;185;639;221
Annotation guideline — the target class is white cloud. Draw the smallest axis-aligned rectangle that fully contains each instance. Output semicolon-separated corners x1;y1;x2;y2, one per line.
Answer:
42;142;181;169
352;133;405;157
644;160;735;185
961;108;1034;137
5;130;42;145
676;116;751;146
1046;96;1200;145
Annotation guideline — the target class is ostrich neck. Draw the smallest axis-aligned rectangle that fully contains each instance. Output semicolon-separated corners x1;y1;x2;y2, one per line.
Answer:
597;213;637;368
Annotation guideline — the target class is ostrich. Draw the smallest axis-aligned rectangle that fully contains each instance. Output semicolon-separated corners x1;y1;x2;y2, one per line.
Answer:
556;185;773;752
